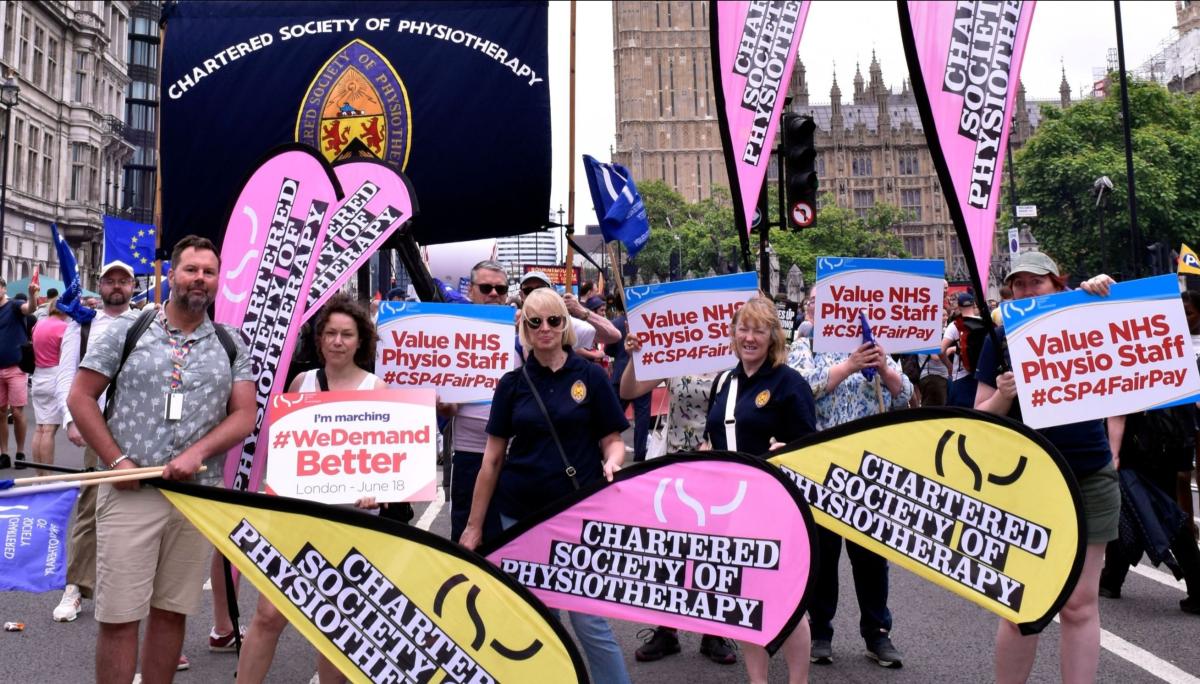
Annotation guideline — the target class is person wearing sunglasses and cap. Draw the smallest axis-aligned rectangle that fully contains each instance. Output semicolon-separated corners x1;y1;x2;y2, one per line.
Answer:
461;286;631;684
438;260;514;544
518;270;621;352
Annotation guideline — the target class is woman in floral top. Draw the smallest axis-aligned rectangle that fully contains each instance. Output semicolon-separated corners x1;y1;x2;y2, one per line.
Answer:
788;337;912;668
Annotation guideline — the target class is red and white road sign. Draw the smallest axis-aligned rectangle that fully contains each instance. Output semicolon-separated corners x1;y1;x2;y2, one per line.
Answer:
791;201;814;228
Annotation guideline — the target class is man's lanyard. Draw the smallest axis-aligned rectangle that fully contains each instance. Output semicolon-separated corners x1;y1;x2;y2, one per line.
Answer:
158;308;196;393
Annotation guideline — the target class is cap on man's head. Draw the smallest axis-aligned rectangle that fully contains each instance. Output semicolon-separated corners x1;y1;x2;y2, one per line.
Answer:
1005;251;1059;283
100;260;135;279
585;295;606;311
957;292;976;307
520;271;551;288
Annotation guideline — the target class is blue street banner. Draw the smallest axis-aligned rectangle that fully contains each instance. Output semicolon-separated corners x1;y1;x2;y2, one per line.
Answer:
0;483;78;593
1000;274;1200;429
582;155;651;258
160;2;550;251
102;216;160;275
624;271;759;381
810;257;946;355
376;301;518;403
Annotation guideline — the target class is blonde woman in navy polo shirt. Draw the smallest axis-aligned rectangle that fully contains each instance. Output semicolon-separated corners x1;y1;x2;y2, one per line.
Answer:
461;287;632;684
704;296;817;684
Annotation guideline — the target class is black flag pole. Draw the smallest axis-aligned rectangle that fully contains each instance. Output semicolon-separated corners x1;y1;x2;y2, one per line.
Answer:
1113;0;1142;277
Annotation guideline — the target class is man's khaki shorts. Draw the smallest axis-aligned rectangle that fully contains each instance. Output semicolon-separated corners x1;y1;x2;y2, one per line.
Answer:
94;484;211;624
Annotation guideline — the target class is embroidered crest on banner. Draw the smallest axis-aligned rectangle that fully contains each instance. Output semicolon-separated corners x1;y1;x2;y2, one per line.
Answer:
296;39;412;169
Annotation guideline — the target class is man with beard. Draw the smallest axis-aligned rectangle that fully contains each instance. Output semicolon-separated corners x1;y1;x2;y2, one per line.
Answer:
50;260;139;623
68;235;256;684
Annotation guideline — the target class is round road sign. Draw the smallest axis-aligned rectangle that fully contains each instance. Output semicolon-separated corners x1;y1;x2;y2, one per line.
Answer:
791;201;814;228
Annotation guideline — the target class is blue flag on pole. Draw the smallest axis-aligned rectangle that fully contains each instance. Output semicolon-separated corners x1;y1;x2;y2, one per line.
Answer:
50;223;95;324
0;483;78;592
103;216;160;275
583;155;651;258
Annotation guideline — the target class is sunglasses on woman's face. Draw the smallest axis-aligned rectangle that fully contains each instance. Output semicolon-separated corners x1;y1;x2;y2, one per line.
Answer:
475;283;509;295
524;315;565;330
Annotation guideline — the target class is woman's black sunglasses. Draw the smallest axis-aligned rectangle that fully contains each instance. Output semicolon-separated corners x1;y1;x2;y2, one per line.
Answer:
524;315;565;330
475;283;509;295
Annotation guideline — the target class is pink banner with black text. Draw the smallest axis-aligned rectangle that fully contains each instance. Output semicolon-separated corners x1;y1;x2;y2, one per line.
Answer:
898;0;1036;292
216;144;417;494
710;1;810;236
482;453;817;653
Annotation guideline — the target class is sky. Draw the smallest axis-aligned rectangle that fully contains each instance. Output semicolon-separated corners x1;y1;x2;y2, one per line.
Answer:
545;1;1181;225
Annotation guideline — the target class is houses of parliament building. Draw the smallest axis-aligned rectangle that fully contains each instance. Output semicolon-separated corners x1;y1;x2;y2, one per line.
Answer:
611;1;1071;287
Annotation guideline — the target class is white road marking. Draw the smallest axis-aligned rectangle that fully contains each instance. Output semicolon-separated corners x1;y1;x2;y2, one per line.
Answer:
1052;615;1200;683
1129;563;1186;591
415;490;444;531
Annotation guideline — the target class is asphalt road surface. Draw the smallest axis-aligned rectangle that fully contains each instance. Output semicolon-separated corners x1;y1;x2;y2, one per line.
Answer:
2;416;1198;683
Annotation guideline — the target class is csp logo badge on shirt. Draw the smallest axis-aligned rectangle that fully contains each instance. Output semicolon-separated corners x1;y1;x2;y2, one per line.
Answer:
571;380;587;403
755;390;771;408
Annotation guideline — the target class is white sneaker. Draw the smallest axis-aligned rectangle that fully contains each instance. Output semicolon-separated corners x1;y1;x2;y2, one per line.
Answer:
53;584;82;622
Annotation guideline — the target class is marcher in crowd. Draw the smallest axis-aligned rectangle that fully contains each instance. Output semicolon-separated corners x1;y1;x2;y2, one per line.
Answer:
941;292;982;408
706;296;817;683
700;296;816;681
30;297;69;474
607;297;651;463
789;323;912;669
461;287;632;684
1181;289;1200;536
618;335;735;665
67;235;256;684
974;251;1119;683
236;293;386;684
576;295;610;365
441;259;511;544
0;276;37;470
51;261;138;623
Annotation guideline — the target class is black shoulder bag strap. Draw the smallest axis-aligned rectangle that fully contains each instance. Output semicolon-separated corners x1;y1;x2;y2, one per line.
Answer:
104;309;156;421
79;320;92;361
520;364;580;490
316;368;330;392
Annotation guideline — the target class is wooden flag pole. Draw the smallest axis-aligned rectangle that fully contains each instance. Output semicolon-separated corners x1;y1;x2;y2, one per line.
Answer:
563;0;578;293
606;242;627;311
10;465;205;488
151;21;167;305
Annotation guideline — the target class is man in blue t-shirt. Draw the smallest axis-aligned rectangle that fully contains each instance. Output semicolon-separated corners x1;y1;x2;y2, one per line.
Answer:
0;277;37;470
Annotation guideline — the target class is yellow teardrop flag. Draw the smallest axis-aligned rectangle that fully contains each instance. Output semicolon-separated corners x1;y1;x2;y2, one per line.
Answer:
1179;243;1200;276
157;481;587;683
768;407;1084;634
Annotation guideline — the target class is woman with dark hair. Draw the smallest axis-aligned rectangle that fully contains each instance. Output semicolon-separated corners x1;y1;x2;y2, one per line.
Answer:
461;287;632;684
974;252;1119;683
235;294;385;684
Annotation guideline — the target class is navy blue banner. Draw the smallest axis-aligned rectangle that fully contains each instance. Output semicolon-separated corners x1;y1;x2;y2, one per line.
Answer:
160;1;550;250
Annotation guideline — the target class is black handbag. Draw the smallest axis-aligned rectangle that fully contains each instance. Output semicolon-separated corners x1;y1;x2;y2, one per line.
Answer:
17;342;35;374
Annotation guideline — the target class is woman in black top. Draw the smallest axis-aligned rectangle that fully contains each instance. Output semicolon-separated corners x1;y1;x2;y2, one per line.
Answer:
704;296;817;684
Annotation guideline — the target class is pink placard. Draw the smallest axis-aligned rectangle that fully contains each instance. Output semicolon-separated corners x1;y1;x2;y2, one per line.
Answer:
483;453;816;651
901;1;1037;283
712;1;811;235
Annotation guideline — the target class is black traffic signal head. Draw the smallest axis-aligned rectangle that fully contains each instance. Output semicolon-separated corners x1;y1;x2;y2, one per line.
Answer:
782;114;818;229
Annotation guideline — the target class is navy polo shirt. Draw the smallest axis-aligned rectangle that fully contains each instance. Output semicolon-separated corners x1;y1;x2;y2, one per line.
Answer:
975;330;1110;478
706;361;817;456
0;299;29;367
487;347;629;519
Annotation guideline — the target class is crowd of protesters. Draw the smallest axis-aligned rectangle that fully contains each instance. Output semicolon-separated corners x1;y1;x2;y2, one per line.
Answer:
5;248;1199;684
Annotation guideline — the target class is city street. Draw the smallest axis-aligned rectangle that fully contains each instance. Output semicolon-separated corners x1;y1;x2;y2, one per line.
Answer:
1;412;1198;683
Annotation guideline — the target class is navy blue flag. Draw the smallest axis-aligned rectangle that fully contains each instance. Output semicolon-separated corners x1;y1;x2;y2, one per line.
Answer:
160;1;551;251
0;484;78;593
103;216;160;275
582;155;651;258
51;223;95;324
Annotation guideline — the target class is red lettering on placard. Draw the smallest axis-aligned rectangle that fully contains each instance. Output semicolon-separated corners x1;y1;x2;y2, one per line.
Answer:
295;448;407;476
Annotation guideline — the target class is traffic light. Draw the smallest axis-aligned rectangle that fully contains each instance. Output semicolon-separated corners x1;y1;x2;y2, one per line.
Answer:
782;113;818;229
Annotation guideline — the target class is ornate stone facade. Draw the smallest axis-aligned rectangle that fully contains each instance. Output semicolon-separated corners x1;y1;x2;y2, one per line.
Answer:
611;1;1064;283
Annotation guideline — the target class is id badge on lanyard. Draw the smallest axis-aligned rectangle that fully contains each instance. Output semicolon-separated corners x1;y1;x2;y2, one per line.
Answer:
160;310;193;422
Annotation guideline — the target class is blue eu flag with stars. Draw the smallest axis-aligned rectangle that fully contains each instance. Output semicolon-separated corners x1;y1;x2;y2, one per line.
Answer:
103;216;160;275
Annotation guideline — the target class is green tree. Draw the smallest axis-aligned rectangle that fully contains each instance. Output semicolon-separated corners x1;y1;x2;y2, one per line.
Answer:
1010;78;1200;278
630;182;909;284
